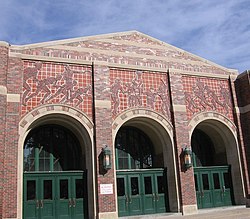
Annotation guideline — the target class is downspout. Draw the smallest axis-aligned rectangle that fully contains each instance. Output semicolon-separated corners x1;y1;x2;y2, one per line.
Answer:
91;62;99;219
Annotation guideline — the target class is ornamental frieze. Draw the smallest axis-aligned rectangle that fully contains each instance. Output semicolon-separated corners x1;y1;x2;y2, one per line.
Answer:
22;61;92;117
183;77;233;120
110;70;170;118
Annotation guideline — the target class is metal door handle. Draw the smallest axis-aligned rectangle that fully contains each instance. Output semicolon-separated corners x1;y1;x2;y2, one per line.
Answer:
152;193;155;201
40;200;44;209
129;195;132;203
200;190;204;197
72;198;76;207
156;193;159;201
68;199;72;208
36;200;39;209
125;195;129;205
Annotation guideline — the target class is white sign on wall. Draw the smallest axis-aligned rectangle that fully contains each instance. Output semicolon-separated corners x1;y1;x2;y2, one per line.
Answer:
100;184;113;195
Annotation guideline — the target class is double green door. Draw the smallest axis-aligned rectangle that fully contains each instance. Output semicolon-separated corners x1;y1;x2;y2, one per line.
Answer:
23;172;86;219
117;169;168;217
194;166;233;209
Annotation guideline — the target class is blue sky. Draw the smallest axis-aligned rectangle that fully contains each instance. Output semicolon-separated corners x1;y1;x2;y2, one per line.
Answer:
0;0;249;73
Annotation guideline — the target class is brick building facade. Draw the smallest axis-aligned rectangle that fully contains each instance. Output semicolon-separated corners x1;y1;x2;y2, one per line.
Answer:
0;31;249;219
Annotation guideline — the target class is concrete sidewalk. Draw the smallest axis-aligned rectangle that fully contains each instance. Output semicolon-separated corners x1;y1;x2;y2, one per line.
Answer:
121;206;250;219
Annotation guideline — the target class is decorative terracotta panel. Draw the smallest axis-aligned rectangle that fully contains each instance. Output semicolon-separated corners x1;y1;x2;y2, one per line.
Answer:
110;69;170;119
183;76;233;121
21;61;92;118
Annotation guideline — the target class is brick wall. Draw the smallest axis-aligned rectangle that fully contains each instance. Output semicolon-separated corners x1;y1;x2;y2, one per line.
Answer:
0;43;9;219
235;72;250;194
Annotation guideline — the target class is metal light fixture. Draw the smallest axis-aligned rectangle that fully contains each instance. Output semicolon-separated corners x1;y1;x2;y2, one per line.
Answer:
102;145;112;170
183;146;192;169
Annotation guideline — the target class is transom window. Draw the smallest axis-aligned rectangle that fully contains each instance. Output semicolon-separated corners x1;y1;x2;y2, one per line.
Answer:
115;126;154;170
24;125;82;172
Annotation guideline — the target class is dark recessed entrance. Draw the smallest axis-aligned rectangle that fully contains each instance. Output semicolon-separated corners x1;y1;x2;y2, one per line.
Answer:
23;125;87;219
191;129;234;209
115;126;169;217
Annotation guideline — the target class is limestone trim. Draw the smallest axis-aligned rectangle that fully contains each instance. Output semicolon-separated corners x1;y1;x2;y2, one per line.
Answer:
172;104;187;112
181;204;198;215
169;68;232;79
237;104;250;114
188;111;237;138
95;100;111;109
9;30;236;73
112;108;173;137
99;212;118;219
17;104;96;219
10;52;234;79
10;52;93;66
0;85;7;95
0;41;10;47
7;94;20;102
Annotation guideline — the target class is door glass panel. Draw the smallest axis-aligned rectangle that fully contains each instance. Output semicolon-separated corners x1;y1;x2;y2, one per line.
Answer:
213;173;220;189
27;180;36;200
223;172;230;188
117;178;125;196
60;179;68;199
75;179;84;199
44;180;52;200
194;175;198;191
157;176;164;194
202;174;209;190
144;176;152;194
131;177;139;195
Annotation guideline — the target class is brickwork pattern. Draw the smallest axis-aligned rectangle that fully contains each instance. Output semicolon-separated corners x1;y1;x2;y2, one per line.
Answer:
2;56;23;218
10;32;233;75
110;68;170;118
183;76;234;121
94;65;116;213
169;73;197;206
0;45;9;218
21;61;92;118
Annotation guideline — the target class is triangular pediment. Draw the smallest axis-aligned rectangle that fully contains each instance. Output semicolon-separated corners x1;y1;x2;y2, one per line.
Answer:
10;31;238;75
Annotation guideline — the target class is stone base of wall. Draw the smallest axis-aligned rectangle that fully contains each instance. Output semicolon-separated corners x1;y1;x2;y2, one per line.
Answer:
246;198;250;207
182;204;198;215
99;212;118;219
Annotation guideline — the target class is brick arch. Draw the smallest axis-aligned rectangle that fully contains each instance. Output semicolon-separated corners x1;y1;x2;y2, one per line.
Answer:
188;111;237;139
19;104;93;137
112;108;173;138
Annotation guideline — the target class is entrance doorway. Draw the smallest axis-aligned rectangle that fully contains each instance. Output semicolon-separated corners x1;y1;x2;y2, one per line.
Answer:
192;129;234;209
23;125;87;219
23;172;85;219
194;166;232;208
115;126;169;217
117;170;167;217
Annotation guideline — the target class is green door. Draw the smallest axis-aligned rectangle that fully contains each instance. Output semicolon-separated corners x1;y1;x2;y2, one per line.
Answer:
142;172;166;214
24;174;56;219
194;166;233;209
24;172;85;219
117;169;168;217
128;175;143;216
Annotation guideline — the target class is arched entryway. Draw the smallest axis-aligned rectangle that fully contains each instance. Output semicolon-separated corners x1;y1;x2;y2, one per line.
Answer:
23;124;87;219
190;116;245;209
19;107;95;219
113;111;179;217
